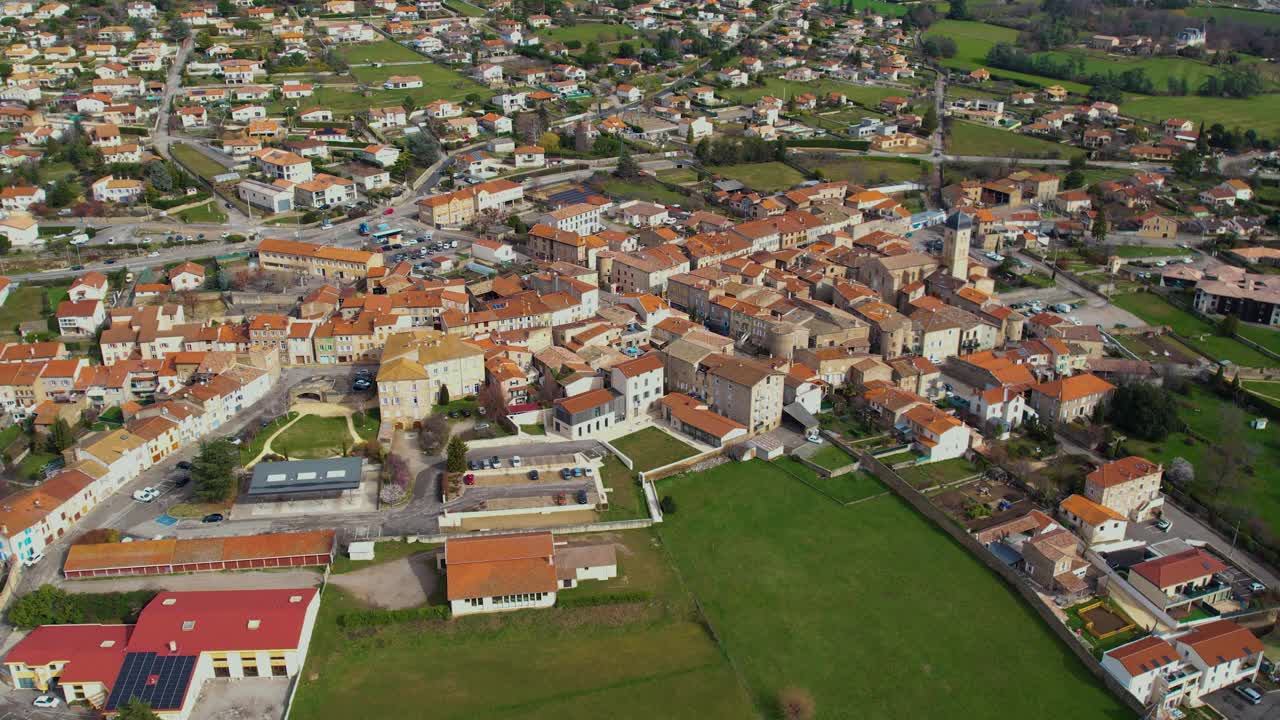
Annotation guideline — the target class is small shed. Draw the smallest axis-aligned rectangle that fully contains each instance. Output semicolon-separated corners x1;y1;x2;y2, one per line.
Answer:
348;541;375;561
1251;417;1268;430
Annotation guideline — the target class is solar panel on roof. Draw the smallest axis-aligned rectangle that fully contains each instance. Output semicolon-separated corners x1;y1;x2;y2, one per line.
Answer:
106;652;198;712
296;471;317;480
326;470;346;478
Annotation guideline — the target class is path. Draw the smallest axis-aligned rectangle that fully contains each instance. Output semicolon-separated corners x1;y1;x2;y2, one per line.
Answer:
247;402;366;466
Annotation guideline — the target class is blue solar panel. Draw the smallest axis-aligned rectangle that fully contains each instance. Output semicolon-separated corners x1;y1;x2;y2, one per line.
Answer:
548;188;591;207
105;652;198;712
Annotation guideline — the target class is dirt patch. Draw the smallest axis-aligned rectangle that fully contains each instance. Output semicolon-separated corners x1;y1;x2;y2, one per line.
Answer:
1080;605;1129;635
189;677;288;720
327;553;438;609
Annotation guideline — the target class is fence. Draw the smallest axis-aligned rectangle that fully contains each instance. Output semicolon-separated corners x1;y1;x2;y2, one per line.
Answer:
598;438;633;470
637;445;728;483
367;518;654;546
844;438;1147;716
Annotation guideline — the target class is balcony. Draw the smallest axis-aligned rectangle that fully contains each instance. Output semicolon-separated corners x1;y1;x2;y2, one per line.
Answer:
1164;580;1230;609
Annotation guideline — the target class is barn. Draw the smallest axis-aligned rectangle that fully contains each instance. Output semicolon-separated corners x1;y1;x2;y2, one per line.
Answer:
62;530;336;579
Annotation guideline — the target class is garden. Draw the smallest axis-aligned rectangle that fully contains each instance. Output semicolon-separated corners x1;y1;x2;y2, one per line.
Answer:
609;427;699;473
1064;599;1143;657
656;460;1129;719
897;456;985;489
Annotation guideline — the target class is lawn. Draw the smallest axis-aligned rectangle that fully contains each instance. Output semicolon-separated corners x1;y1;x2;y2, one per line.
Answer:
300;79;490;114
656;460;1128;719
329;539;436;575
520;423;546;435
240;412;298;465
655;167;700;185
19;451;59;481
609;427;699;473
1063;599;1144;657
774;456;885;504
897;457;984;488
926;20;1090;94
443;0;485;16
351;408;380;442
289;529;756;720
1236;323;1280;357
597;454;647;521
807;444;855;470
335;40;423;64
792;154;925;185
597;177;687;205
1125;382;1280;537
1120;93;1280;137
947;121;1085;160
1110;292;1277;368
717;77;901;108
712;162;807;193
271;414;355;460
1108;245;1191;258
170;143;227;181
0;284;65;338
539;24;637;45
177;201;227;224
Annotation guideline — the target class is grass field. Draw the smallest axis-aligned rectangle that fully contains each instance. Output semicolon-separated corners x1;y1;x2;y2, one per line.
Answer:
792;154;926;185
177;201;227;224
1120;93;1280;136
774;456;886;504
718;77;901;108
1237;323;1280;356
336;40;423;64
807;444;855;470
348;61;475;87
1110;292;1277;367
655;167;700;185
443;0;485;16
171;143;227;181
351;409;380;442
609;427;699;473
947;121;1085;159
897;457;984;488
1034;49;1274;95
597;177;687;205
1125;383;1280;536
823;0;908;16
657;460;1128;719
539;24;638;45
290;529;756;720
713;161;807;192
272;415;354;460
0;284;64;338
19;451;58;481
926;20;1090;94
1184;6;1280;30
1109;245;1192;258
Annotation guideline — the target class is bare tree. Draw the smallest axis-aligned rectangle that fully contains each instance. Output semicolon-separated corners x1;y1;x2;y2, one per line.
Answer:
776;688;816;720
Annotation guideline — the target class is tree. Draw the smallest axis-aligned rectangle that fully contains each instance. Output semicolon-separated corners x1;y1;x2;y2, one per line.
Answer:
1167;457;1195;488
166;18;190;41
615;147;640;178
0;235;10;256
776;687;816;720
191;438;239;502
1107;382;1182;442
402;95;417;116
1063;170;1084;189
438;384;450;406
946;0;968;19
1217;314;1240;337
1209;406;1253;498
147;162;174;193
117;700;163;720
1091;204;1108;245
46;418;74;453
446;435;469;473
539;131;561;152
921;106;939;134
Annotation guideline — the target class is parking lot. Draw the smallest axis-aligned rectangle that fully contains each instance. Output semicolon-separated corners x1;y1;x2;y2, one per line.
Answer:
1205;685;1280;720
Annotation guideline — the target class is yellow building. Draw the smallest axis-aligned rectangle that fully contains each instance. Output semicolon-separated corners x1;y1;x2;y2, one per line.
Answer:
377;330;485;428
256;238;382;280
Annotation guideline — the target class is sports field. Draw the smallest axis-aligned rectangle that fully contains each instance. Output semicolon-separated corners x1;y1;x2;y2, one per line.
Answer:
657;460;1129;719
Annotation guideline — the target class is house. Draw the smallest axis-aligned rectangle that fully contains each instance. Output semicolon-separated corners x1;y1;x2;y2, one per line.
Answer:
250;149;313;183
69;272;108;301
1102;636;1200;711
383;75;423;90
0;214;39;248
1085;455;1164;522
443;532;617;616
553;387;623;438
0;186;44;212
901;404;970;462
609;352;664;418
356;144;400;168
1020;527;1089;598
169;262;206;292
55;298;106;336
513;145;545;169
615;84;643;103
90;175;143;204
1173;620;1263;700
1126;548;1229;612
238;178;295;213
470;238;516;265
1058;494;1126;546
1028;372;1114;423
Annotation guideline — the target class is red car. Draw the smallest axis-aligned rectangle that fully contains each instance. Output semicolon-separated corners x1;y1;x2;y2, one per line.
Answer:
463;473;475;485
383;208;395;215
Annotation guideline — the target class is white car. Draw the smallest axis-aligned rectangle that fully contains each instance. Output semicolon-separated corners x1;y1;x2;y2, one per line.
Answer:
511;455;522;467
148;251;160;258
132;487;159;503
21;552;44;568
221;231;231;238
33;695;60;709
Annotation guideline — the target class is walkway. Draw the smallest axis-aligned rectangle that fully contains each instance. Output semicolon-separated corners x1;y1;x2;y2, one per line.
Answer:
244;402;366;467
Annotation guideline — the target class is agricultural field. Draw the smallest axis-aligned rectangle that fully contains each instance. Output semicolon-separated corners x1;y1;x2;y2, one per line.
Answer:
1033;49;1276;94
335;40;424;64
539;24;639;45
947;121;1085;159
1110;292;1277;367
792;153;927;185
926;20;1090;94
289;529;756;720
657;460;1129;719
1183;6;1280;30
170;143;228;181
711;162;808;192
718;77;902;108
1119;93;1280;136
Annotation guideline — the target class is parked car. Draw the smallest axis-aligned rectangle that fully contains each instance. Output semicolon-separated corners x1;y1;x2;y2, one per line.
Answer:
1153;518;1172;532
133;487;159;502
468;460;480;471
560;467;572;479
528;469;539;481
511;455;522;467
383;208;394;215
553;492;567;506
176;460;192;470
202;513;225;523
475;422;490;431
21;552;44;568
174;476;190;488
575;489;588;504
1234;685;1263;705
463;473;475;485
490;455;500;467
572;467;583;477
1249;581;1267;593
33;695;60;708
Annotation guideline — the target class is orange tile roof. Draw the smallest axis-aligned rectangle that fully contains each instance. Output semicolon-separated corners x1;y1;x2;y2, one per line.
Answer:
1060;494;1124;526
444;532;557;601
1033;373;1114;402
1130;548;1226;589
1178;620;1263;666
1087;456;1159;489
1105;636;1180;677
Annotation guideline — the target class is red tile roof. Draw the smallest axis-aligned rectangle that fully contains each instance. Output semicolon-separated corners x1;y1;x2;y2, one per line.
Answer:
444;533;558;601
1130;548;1226;589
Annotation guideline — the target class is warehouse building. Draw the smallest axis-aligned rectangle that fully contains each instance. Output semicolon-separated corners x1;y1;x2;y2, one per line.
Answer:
62;530;335;579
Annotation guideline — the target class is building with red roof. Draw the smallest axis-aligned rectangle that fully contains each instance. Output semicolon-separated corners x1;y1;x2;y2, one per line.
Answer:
1127;548;1229;612
5;588;320;716
1084;455;1164;522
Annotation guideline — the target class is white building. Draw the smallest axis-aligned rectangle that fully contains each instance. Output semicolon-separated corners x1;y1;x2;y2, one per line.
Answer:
609;352;664;418
238;178;295;213
538;202;604;235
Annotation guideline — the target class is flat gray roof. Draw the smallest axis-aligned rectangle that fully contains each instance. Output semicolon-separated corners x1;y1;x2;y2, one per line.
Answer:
248;457;363;496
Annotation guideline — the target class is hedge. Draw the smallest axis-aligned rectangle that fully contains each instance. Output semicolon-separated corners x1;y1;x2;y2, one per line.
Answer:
783;139;870;150
9;585;157;628
153;192;211;210
119;126;150;136
296;120;353;129
337;605;450;627
555;591;650;609
38;226;97;237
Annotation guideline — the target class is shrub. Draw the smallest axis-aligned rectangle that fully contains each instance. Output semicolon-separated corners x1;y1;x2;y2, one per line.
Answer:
73;528;121;545
9;586;156;628
379;484;406;504
777;687;816;720
660;495;677;514
555;591;650;608
337;605;450;627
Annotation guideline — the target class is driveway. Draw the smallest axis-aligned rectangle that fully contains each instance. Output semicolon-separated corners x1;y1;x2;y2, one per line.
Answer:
1126;505;1280;590
1204;685;1280;720
328;553;438;609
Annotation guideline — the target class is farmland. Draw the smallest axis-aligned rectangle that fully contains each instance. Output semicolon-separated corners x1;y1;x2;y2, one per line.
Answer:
1119;93;1280;136
718;77;902;108
925;20;1091;94
539;24;639;45
711;162;808;192
1110;292;1277;368
947;121;1085;159
657;460;1129;719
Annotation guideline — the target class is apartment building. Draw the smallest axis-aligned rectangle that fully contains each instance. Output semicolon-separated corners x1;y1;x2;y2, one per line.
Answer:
415;179;523;227
538;202;604;235
703;354;784;435
376;330;485;429
256;238;382;280
1084;455;1165;522
1028;372;1115;423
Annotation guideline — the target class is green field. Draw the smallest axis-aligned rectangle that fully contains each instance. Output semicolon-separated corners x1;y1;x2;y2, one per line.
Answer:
1034;49;1274;95
336;40;424;64
807;444;855;470
1184;6;1280;30
947;121;1085;159
1111;292;1277;367
713;161;808;192
718;77;902;108
177;201;227;224
170;143;227;181
0;284;65;338
443;0;485;16
926;20;1090;94
824;0;908;16
283;77;491;115
539;24;639;45
654;167;700;185
1109;245;1192;258
272;414;355;459
240;412;297;465
792;154;926;185
1125;383;1280;536
290;529;756;720
657;460;1128;719
774;456;886;504
1120;93;1280;136
609;427;699;473
898;457;984;488
1237;323;1280;356
597;177;688;206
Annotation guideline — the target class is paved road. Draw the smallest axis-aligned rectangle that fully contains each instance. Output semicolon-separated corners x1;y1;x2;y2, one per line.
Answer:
1205;685;1280;720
